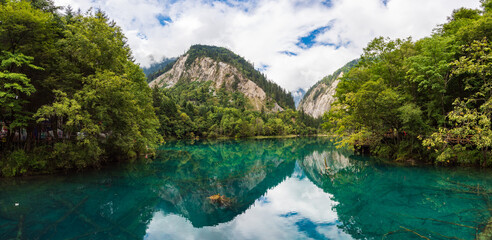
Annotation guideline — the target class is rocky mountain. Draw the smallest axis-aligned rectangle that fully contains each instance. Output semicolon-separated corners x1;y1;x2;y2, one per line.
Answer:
143;57;177;83
149;45;294;111
298;60;358;118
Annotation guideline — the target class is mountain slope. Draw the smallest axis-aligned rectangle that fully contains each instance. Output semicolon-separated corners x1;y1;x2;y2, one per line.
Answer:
149;45;294;111
143;57;177;83
298;60;358;118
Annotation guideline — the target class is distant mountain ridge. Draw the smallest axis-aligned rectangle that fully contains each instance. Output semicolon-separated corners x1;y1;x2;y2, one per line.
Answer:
292;88;306;108
298;59;358;118
143;57;177;83
148;45;295;111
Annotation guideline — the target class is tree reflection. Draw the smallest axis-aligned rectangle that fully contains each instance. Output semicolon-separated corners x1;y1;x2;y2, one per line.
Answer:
1;137;490;240
299;148;492;239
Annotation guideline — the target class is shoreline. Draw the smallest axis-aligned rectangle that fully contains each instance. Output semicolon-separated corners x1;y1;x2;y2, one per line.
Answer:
163;134;332;141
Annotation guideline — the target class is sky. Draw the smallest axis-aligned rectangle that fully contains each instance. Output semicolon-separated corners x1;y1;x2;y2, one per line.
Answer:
53;0;481;92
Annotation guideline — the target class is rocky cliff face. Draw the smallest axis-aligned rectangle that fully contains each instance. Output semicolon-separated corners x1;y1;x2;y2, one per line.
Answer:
298;59;358;118
297;72;343;118
299;149;351;184
149;54;282;112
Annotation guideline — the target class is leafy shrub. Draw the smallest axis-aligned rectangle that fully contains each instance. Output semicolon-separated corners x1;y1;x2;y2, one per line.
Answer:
51;142;104;169
1;149;29;177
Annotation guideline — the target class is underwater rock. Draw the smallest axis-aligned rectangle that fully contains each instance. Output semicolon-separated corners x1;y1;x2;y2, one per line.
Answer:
208;194;232;207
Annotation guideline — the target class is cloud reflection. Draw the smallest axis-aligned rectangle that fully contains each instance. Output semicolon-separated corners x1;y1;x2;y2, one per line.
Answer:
144;164;353;240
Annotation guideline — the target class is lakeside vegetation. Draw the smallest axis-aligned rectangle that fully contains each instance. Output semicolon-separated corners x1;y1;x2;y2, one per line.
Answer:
0;0;160;176
0;1;319;177
324;0;492;166
151;80;320;139
150;46;322;140
1;0;492;177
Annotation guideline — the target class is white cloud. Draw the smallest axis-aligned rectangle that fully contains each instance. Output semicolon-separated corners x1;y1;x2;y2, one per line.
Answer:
53;0;481;91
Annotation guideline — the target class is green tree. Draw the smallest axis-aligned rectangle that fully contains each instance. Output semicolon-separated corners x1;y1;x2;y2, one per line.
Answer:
0;52;40;129
0;1;162;175
424;39;492;165
406;35;457;128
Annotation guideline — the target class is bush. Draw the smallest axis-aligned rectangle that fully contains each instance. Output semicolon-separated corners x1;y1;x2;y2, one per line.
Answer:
51;141;104;169
1;149;29;177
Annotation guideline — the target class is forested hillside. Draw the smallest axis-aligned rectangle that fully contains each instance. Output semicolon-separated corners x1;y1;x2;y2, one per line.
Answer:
152;83;319;139
143;57;177;83
324;1;492;166
148;46;320;139
0;0;160;176
154;45;295;110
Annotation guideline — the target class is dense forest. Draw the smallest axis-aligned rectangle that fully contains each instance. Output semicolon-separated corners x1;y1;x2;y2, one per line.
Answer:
0;0;160;176
151;74;320;139
2;0;491;178
324;0;492;166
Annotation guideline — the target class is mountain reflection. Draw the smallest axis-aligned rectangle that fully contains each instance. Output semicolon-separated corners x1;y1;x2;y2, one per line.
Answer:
145;162;351;240
0;138;491;240
300;149;492;239
153;139;299;227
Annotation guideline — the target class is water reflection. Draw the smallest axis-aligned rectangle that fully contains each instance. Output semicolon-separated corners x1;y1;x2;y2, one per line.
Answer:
300;148;492;240
0;137;491;240
145;163;351;240
153;139;300;228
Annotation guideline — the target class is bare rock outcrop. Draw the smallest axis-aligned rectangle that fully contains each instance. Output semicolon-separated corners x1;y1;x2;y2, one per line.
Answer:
298;72;343;118
149;54;282;112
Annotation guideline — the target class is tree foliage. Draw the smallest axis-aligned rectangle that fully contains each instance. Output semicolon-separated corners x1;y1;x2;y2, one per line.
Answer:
423;38;492;165
0;0;160;176
324;4;492;166
151;80;319;139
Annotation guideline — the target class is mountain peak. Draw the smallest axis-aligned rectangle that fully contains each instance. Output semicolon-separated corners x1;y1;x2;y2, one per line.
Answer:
148;45;295;111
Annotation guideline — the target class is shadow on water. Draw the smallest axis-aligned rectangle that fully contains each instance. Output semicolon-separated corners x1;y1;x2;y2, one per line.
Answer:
0;137;491;239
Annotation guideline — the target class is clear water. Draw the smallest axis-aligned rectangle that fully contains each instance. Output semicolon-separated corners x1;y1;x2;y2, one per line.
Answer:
1;137;491;240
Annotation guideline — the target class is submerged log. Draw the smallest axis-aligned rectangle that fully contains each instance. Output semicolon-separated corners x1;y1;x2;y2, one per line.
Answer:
49;198;141;240
399;226;431;240
16;215;23;240
415;217;477;230
37;197;88;239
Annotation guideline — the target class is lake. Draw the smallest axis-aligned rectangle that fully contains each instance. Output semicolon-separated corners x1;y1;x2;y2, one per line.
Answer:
0;137;491;239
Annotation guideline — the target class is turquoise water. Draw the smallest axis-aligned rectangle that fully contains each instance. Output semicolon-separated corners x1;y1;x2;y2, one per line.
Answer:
0;137;491;239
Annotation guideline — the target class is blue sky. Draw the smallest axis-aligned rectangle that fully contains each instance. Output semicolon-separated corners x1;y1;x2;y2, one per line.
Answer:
54;0;481;91
296;25;332;49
